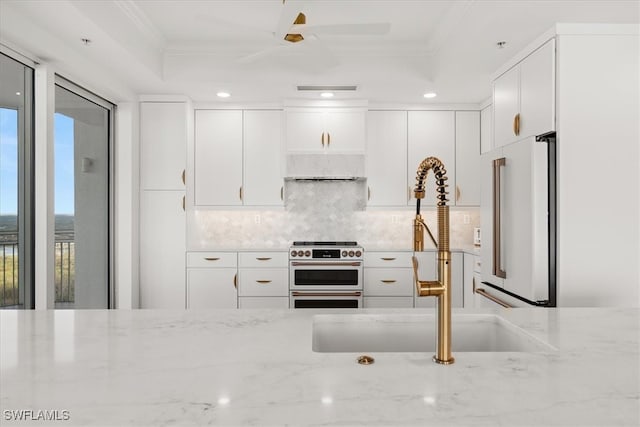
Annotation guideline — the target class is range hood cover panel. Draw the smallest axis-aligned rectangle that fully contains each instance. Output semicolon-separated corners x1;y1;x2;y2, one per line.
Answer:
285;154;366;180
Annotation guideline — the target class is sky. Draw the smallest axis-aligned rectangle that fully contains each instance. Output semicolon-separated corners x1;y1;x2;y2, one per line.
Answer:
0;107;75;216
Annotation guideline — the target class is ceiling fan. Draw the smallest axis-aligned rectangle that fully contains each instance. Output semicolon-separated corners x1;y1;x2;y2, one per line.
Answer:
238;0;391;65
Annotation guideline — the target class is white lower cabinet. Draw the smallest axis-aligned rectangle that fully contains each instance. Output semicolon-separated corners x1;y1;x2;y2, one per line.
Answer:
239;297;289;309
364;252;414;308
414;251;464;308
238;252;289;309
139;191;185;309
186;252;238;309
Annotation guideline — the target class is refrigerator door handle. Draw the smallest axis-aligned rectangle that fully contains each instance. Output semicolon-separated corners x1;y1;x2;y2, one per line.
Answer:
493;158;507;278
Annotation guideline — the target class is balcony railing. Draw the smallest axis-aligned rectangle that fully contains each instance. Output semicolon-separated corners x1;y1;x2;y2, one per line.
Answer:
0;232;75;308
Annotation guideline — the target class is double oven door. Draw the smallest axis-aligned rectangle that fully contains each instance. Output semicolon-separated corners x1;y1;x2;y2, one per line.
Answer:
289;260;363;308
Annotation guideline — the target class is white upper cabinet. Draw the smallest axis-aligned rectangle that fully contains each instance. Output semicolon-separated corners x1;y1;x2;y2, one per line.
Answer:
243;110;284;206
455;111;481;206
407;111;455;207
480;105;493;154
366;111;408;206
194;110;243;206
493;39;555;148
519;39;555;138
285;109;366;153
140;102;186;190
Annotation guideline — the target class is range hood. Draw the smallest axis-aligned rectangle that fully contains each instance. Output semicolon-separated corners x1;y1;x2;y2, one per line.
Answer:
285;154;366;181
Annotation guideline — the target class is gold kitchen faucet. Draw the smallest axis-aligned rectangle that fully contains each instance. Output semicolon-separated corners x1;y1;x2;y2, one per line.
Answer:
412;157;454;365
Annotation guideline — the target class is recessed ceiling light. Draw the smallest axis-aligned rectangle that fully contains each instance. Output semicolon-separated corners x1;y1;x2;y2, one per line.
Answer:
216;92;231;98
320;92;334;98
15;92;21;96
423;92;437;99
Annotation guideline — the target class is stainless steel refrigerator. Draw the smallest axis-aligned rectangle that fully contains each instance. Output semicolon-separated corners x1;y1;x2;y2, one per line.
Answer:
479;134;556;307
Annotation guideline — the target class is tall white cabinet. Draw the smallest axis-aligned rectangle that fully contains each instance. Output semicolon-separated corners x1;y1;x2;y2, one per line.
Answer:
139;101;187;309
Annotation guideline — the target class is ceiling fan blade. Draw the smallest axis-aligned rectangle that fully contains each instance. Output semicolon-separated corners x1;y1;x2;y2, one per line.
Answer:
291;22;391;36
237;43;290;64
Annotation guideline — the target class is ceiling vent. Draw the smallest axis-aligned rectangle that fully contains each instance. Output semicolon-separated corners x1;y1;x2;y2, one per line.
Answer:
296;85;358;92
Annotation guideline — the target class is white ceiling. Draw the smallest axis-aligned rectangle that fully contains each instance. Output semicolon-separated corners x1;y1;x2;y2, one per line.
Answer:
1;0;638;104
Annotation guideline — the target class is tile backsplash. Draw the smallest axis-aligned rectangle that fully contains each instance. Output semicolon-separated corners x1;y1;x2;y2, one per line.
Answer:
188;204;480;250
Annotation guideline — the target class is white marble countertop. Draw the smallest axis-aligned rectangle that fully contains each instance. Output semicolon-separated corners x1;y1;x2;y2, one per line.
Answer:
1;308;638;426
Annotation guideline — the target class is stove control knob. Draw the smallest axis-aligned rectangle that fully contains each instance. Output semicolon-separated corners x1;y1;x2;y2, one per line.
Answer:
348;250;355;257
297;250;305;257
342;250;348;257
305;250;311;257
355;250;362;257
291;251;297;257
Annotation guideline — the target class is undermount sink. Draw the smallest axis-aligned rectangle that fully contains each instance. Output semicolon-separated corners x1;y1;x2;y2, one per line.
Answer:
312;314;556;353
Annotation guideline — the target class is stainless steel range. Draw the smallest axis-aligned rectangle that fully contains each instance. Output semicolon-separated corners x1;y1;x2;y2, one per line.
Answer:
289;241;364;309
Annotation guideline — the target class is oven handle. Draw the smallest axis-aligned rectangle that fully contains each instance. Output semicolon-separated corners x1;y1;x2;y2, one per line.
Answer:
290;261;362;266
291;291;362;297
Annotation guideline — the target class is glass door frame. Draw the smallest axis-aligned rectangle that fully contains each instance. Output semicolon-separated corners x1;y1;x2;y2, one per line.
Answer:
0;47;35;309
54;75;115;308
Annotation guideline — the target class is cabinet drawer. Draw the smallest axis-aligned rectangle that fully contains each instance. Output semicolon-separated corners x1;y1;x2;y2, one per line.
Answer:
364;268;414;296
238;268;289;297
363;297;414;308
238;297;289;309
186;252;237;268
238;252;288;268
364;252;413;268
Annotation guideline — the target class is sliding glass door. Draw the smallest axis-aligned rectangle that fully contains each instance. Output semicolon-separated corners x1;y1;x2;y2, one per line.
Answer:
54;81;113;309
0;53;34;309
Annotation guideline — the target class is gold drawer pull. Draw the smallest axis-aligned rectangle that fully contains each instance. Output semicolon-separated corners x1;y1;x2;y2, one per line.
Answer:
181;169;185;185
204;257;220;261
381;280;397;284
256;257;272;261
233;274;237;289
513;113;520;136
321;132;325;147
381;257;396;261
256;280;272;284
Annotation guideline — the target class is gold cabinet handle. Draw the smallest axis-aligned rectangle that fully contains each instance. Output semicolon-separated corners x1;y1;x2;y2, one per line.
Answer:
239;186;243;201
408;185;412;202
456;185;461;202
492;157;507;279
181;169;185;185
513;113;520;136
327;132;330;146
367;186;371;201
256;280;272;284
233;274;237;289
381;257;396;261
256;257;272;261
182;196;185;211
321;132;325;147
204;257;220;261
280;186;284;201
475;287;512;308
381;280;397;284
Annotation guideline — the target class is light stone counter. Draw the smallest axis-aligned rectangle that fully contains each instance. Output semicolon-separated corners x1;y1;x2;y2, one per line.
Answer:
1;308;638;426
